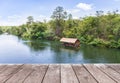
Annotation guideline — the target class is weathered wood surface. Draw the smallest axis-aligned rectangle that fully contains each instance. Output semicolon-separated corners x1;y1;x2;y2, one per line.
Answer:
72;64;97;83
0;64;119;83
61;64;79;83
42;64;60;83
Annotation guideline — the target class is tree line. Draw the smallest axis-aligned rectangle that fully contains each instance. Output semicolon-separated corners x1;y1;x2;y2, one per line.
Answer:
0;6;120;49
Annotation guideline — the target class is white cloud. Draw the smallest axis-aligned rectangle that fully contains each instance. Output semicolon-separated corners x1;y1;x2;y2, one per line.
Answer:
66;3;94;19
0;14;51;26
76;3;93;11
7;15;22;22
35;15;51;22
73;16;79;19
37;15;46;20
67;9;80;14
0;15;27;26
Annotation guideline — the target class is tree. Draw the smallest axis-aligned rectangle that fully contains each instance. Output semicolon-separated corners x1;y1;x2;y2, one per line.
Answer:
51;6;67;20
51;6;67;37
68;14;73;20
27;16;34;24
96;11;104;17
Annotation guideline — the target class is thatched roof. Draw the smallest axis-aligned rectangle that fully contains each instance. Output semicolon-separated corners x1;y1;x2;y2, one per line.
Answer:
60;38;79;44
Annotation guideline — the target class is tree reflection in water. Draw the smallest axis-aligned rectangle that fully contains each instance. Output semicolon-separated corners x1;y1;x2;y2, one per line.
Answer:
24;40;48;51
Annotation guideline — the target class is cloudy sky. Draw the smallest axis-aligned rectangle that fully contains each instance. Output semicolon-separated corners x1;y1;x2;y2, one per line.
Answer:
0;0;120;26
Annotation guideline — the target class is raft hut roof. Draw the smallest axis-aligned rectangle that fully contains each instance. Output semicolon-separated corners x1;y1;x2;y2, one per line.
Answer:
60;38;79;44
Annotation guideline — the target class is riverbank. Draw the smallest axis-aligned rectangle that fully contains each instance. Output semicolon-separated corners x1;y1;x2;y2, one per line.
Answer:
1;32;120;49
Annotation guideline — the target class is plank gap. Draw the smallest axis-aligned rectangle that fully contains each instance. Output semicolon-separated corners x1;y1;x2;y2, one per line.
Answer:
71;65;81;83
41;65;49;83
106;65;120;74
1;64;24;83
97;65;120;83
83;64;116;83
22;69;34;83
83;64;99;83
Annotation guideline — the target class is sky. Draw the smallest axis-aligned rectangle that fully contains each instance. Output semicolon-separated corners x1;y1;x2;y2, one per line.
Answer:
0;0;120;26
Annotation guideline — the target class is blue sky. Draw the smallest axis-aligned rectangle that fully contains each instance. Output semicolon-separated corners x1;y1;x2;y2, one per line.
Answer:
0;0;120;26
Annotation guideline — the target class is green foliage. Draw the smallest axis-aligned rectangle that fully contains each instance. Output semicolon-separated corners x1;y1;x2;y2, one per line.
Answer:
89;38;109;47
79;37;86;44
0;27;3;34
109;40;118;48
51;6;67;20
0;7;120;49
21;22;47;39
117;39;120;49
51;6;67;37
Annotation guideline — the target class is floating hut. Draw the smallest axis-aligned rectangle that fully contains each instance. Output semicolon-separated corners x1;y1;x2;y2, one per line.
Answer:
60;38;80;47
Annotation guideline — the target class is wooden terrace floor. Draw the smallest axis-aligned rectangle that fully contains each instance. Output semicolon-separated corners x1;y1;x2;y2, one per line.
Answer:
0;64;120;83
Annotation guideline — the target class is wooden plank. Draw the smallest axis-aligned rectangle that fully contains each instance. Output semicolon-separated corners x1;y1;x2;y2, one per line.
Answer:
96;64;120;82
107;64;120;73
0;64;23;83
84;64;116;83
23;65;48;83
0;65;6;70
0;64;119;83
72;64;97;83
0;65;7;74
42;64;60;83
6;65;33;83
61;64;79;83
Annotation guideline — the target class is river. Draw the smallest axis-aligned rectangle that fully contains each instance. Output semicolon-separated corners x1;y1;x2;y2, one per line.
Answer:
0;34;120;63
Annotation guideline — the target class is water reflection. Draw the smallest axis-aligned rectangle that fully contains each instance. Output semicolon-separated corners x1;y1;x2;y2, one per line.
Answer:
24;40;47;51
81;45;120;63
0;34;120;63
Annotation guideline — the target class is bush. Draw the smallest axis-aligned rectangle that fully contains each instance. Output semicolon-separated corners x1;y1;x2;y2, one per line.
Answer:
22;33;30;40
109;40;118;48
89;38;100;46
0;29;2;34
53;36;61;41
117;39;120;49
108;35;114;40
79;37;86;44
89;38;109;47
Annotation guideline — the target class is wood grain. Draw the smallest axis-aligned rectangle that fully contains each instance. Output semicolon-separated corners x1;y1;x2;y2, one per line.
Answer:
61;64;79;83
84;64;116;83
0;64;119;83
24;65;48;83
72;64;97;83
0;65;22;83
5;65;33;83
97;64;120;82
42;64;60;83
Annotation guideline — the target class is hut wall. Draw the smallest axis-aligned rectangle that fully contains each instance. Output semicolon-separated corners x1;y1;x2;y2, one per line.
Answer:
74;40;80;47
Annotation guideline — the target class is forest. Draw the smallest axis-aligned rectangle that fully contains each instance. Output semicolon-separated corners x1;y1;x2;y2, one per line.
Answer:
0;6;120;49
